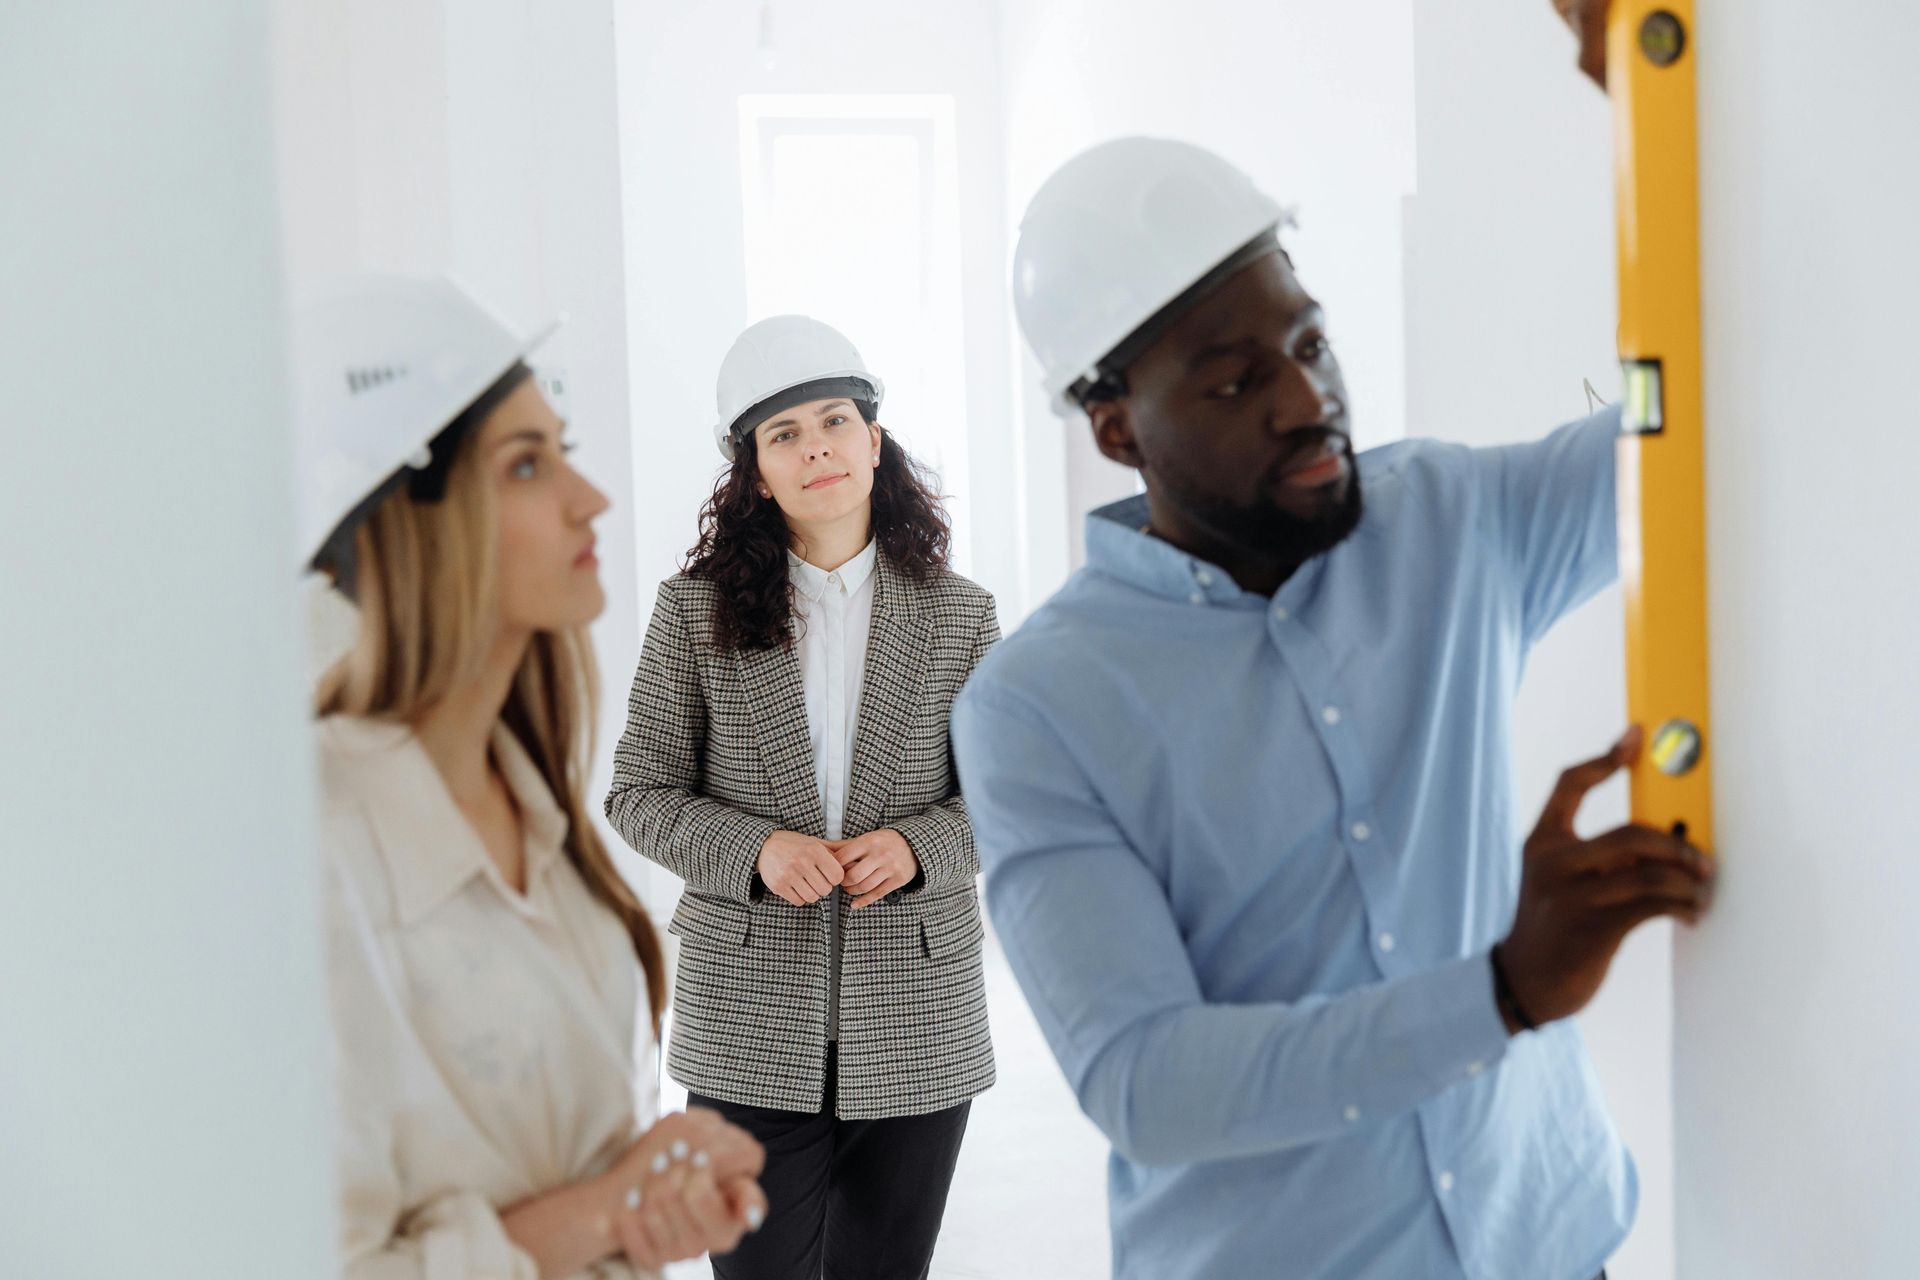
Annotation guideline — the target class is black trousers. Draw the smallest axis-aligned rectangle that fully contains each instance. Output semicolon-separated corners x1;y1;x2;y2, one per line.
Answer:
687;1045;972;1280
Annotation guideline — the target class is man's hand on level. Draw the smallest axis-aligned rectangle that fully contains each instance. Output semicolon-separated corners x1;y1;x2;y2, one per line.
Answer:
1495;726;1719;1031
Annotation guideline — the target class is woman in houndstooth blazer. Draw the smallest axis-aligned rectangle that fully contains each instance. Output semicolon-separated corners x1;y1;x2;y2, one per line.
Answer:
604;317;996;1280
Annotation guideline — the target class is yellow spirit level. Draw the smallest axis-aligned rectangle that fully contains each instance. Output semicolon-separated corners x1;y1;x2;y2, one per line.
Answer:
1610;2;1715;851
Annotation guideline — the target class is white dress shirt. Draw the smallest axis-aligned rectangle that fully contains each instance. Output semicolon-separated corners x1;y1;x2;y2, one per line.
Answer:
316;714;659;1280
787;539;878;843
787;539;877;1039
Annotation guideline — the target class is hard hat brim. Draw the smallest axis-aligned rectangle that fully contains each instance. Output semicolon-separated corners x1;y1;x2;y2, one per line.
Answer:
301;311;564;576
714;369;885;462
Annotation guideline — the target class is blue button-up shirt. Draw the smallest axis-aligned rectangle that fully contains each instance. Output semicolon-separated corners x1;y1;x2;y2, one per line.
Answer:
952;410;1634;1280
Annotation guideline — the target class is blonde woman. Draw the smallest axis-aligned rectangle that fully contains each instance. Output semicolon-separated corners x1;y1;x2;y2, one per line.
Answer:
297;276;769;1279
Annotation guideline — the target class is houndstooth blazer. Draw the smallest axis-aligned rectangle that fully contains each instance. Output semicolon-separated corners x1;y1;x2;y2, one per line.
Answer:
605;551;998;1120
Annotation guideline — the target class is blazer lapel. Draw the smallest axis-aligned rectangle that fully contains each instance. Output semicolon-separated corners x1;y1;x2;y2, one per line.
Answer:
734;639;827;838
843;553;931;836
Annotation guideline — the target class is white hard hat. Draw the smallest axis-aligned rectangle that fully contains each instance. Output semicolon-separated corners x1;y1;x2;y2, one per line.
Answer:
713;315;884;461
1012;137;1286;415
292;274;559;587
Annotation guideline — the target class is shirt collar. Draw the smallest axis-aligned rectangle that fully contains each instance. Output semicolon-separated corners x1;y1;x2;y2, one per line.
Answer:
324;715;572;925
787;538;878;603
1084;495;1264;608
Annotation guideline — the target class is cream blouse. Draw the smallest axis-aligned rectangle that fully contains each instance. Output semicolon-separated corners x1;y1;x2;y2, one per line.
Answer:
316;715;659;1280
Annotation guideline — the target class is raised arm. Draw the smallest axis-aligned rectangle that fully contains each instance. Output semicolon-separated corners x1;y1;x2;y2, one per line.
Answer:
1473;408;1621;645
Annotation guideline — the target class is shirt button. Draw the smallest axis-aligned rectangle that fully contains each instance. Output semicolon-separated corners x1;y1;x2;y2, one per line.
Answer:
1196;569;1214;586
1344;1105;1361;1123
1273;605;1289;620
1350;821;1372;842
1467;1060;1486;1077
1378;932;1396;953
1322;706;1342;725
1190;592;1206;606
1438;1171;1455;1193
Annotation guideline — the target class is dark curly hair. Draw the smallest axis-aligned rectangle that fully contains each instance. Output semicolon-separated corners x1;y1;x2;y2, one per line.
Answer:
684;425;953;653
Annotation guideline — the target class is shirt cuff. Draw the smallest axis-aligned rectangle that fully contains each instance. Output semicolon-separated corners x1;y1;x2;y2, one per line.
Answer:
412;1190;541;1280
887;811;954;894
1393;952;1513;1088
720;810;780;902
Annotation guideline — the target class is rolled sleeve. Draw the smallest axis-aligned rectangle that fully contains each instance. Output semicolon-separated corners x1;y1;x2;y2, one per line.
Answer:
345;1190;539;1280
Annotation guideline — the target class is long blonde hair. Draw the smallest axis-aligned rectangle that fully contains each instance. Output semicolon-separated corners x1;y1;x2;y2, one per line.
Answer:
314;405;667;1032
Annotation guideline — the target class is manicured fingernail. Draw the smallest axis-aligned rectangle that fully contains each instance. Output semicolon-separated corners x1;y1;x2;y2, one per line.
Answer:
746;1205;765;1231
670;1139;690;1162
651;1152;669;1175
692;1149;710;1169
625;1186;643;1211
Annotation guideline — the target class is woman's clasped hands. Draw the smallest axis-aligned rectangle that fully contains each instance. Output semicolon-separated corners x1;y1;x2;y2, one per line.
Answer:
601;1107;769;1270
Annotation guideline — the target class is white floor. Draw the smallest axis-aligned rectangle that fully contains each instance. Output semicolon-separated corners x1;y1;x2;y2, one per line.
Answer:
924;933;1111;1280
664;930;1112;1279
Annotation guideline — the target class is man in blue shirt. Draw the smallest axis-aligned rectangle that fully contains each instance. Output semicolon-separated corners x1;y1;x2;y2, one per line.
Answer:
951;128;1717;1279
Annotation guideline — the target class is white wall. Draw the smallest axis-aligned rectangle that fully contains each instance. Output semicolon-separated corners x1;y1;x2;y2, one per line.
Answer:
1678;3;1920;1275
0;6;335;1276
624;0;1417;639
1405;6;1676;1278
619;0;1022;619
42;7;1891;1275
995;0;1419;578
273;0;666;906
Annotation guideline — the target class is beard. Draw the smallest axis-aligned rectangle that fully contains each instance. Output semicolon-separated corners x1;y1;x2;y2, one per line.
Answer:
1174;451;1365;568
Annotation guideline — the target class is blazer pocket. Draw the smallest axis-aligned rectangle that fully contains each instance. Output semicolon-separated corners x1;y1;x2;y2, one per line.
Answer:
668;893;751;951
918;890;983;962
